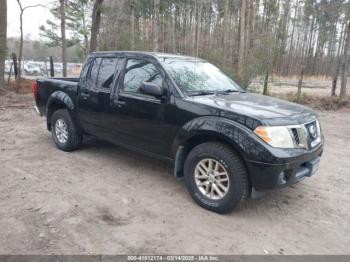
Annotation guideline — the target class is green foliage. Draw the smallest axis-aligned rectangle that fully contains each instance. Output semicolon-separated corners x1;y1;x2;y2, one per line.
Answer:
40;0;92;54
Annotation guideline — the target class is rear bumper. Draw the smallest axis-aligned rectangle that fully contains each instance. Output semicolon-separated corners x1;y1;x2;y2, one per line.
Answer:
246;142;324;191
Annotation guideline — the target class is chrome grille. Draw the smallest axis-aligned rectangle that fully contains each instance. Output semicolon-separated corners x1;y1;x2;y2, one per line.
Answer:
306;120;321;148
291;128;300;145
305;121;318;140
289;120;321;150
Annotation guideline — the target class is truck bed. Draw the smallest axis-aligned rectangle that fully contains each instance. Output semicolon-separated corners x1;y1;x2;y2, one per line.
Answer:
35;77;80;116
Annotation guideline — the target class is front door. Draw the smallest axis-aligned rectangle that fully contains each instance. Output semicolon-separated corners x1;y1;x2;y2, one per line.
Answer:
105;58;175;157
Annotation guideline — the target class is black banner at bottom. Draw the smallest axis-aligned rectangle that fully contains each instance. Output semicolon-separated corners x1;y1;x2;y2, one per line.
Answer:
0;255;349;262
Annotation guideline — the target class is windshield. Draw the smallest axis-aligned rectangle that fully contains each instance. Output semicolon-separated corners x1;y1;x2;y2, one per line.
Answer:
161;58;243;95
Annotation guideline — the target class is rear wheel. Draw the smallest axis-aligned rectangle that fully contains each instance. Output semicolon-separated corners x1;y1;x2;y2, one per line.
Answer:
184;142;248;213
51;109;82;152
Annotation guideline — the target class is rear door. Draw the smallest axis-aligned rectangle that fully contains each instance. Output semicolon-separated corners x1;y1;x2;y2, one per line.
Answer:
77;56;119;137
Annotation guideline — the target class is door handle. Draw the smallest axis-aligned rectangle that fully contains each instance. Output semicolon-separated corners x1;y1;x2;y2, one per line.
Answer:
80;92;90;100
115;99;126;108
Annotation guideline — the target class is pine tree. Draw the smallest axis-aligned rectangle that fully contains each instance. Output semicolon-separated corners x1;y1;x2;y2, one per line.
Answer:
0;0;6;90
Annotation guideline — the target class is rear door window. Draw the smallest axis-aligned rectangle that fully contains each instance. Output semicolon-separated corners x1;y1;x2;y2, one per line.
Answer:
80;58;92;81
96;57;119;89
79;58;93;87
87;58;101;90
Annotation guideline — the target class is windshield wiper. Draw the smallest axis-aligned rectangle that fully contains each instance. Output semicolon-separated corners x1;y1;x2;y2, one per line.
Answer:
215;89;246;94
188;89;245;97
188;91;217;96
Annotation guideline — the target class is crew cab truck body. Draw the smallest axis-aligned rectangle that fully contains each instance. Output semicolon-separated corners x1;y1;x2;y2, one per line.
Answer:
33;51;324;213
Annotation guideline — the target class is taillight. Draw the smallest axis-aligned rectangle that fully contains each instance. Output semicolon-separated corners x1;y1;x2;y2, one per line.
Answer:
33;81;38;100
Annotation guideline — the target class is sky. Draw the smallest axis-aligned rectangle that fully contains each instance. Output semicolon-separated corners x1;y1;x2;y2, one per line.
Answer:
7;0;54;40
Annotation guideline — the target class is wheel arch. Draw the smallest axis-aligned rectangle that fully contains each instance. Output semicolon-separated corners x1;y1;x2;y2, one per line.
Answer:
172;117;252;186
46;91;75;131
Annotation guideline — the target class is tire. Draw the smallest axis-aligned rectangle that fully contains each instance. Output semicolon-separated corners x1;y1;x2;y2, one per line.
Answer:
51;109;82;152
184;142;248;214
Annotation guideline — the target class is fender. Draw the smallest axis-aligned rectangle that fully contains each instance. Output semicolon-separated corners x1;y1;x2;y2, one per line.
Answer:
172;116;274;177
46;91;75;113
46;91;75;130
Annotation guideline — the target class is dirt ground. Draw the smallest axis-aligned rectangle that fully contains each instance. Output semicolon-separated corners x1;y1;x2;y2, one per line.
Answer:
0;91;349;255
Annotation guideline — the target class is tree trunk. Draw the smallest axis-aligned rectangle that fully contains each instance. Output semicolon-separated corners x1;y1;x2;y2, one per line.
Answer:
238;0;246;83
222;0;230;68
49;56;55;77
15;6;24;93
90;0;104;53
245;0;252;62
182;1;188;53
195;0;202;57
7;63;12;85
340;21;350;99
82;8;89;56
331;22;346;96
263;70;269;95
174;4;180;53
305;16;315;74
297;65;304;102
327;17;339;74
153;0;160;52
193;0;198;56
297;14;310;101
59;0;67;77
172;4;177;53
131;0;135;50
0;0;6;91
286;0;299;75
11;53;18;79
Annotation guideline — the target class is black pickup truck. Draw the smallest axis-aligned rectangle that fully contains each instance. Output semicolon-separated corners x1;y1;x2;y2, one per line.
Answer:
33;51;324;213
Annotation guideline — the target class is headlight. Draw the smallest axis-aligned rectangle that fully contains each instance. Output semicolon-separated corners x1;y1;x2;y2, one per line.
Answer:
254;126;295;148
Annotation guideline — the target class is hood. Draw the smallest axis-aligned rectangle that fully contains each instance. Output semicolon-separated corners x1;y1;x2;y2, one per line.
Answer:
185;92;317;126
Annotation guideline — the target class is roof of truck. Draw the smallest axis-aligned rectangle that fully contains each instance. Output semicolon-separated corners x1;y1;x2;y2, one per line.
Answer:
91;51;206;61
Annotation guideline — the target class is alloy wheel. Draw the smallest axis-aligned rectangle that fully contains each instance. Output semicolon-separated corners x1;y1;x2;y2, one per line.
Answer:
55;119;68;144
194;158;230;200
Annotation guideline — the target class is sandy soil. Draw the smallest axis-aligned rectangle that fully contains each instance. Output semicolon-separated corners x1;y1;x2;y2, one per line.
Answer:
0;91;349;255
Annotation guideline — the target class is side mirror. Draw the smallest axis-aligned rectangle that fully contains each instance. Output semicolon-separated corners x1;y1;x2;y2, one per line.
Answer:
140;82;164;98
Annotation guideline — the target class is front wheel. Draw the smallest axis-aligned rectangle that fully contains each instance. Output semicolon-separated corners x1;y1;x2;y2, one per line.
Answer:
51;109;82;152
184;142;249;214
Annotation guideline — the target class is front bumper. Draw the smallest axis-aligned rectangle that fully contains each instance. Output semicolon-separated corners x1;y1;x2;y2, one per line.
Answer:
246;142;324;191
